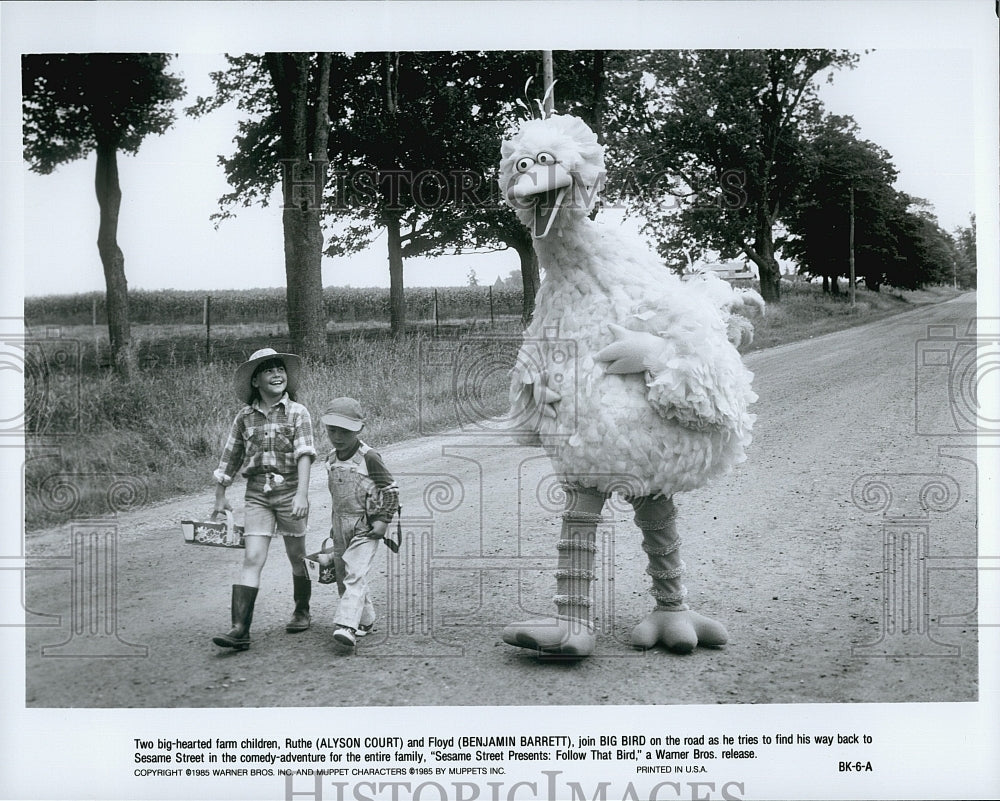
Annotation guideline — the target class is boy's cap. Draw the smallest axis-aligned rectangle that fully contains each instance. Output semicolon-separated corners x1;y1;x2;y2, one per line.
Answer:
321;397;365;431
234;347;301;404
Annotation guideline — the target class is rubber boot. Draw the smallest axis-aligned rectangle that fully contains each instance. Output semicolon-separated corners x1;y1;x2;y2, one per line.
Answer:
630;496;728;653
212;584;258;650
502;502;601;657
285;574;312;633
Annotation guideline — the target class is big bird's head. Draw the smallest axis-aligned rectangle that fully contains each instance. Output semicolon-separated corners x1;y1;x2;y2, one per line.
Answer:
499;114;606;239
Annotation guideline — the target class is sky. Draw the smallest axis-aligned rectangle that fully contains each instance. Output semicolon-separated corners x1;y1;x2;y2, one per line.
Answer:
6;5;993;301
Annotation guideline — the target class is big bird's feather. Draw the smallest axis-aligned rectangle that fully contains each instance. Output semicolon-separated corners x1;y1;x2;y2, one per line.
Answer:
501;115;761;499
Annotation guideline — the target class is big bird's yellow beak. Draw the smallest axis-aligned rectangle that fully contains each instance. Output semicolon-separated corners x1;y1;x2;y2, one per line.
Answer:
507;162;573;239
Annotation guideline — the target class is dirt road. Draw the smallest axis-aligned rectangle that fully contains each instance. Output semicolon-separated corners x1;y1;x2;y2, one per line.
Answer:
24;293;981;707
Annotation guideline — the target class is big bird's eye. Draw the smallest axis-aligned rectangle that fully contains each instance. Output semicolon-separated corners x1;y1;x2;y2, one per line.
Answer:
536;152;556;166
515;156;535;173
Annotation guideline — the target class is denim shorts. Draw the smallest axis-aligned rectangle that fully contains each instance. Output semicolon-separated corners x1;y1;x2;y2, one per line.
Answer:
243;475;307;537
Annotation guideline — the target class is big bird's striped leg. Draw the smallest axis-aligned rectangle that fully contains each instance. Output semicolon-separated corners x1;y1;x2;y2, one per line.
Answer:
502;485;603;657
629;495;728;653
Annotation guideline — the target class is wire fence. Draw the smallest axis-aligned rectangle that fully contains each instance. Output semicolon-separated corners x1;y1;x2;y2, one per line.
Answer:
24;286;527;372
24;285;524;327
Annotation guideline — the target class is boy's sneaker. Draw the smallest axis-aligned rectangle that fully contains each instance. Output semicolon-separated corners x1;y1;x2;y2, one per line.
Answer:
355;622;377;638
333;626;356;647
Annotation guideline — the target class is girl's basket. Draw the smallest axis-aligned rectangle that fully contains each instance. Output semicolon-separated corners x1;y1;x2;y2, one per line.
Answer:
180;510;245;549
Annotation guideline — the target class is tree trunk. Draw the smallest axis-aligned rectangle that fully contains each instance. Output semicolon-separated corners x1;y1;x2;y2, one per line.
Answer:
518;243;540;325
746;212;781;303
386;212;406;338
379;52;407;339
589;50;606;142
281;196;326;357
758;263;781;302
94;139;134;377
269;52;330;362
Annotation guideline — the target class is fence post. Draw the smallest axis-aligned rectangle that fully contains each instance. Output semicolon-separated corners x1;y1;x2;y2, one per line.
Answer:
204;295;212;363
434;289;439;336
488;285;495;328
92;296;100;367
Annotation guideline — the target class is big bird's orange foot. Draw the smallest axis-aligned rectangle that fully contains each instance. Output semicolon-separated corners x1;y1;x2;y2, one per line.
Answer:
502;617;596;658
630;609;729;654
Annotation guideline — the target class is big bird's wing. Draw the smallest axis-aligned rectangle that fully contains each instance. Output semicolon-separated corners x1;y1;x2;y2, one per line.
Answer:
598;277;760;433
683;271;765;348
507;340;561;447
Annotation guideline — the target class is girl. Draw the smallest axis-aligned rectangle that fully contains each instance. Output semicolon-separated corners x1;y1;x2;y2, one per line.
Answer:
211;347;316;651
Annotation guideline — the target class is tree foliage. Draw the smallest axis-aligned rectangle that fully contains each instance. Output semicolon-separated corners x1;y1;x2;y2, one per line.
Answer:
885;203;957;290
22;53;183;172
952;215;977;289
189;48;964;323
186;53;331;358
603;49;860;301
782;115;898;290
22;53;185;375
321;51;537;335
185;54;282;216
189;51;554;333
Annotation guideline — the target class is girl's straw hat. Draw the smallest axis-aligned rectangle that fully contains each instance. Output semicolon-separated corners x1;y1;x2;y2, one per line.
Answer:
234;348;301;404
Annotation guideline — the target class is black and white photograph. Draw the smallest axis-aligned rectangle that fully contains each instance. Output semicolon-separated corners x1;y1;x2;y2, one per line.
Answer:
3;1;998;800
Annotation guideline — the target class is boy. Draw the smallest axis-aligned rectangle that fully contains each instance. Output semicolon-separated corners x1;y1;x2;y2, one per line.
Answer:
211;348;316;651
321;397;399;648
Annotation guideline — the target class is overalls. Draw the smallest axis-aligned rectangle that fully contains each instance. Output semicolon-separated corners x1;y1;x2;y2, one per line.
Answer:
327;443;381;631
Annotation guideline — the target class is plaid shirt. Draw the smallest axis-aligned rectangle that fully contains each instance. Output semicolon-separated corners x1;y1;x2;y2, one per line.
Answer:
213;395;316;486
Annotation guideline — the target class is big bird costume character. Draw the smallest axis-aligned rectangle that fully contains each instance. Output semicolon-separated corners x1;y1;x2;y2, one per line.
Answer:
500;114;763;658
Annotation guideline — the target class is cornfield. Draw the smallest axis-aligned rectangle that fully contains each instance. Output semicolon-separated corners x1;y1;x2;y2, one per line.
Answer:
25;286;524;326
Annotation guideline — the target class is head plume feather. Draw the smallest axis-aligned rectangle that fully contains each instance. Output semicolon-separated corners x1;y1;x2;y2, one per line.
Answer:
513;77;559;122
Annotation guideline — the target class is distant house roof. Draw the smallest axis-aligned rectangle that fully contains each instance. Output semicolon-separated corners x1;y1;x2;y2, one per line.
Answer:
688;260;757;280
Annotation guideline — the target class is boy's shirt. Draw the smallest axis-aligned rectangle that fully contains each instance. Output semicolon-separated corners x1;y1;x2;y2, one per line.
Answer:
327;440;398;523
214;395;316;486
